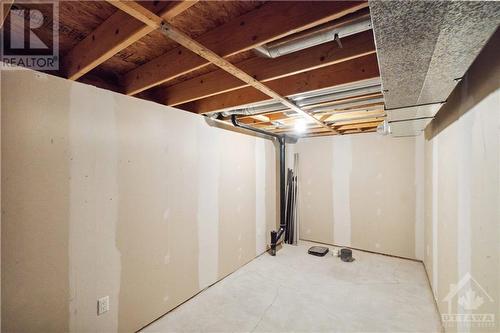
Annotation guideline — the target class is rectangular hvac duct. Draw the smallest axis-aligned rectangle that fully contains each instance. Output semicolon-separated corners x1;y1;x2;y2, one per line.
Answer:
369;0;500;136
389;118;433;137
386;103;444;122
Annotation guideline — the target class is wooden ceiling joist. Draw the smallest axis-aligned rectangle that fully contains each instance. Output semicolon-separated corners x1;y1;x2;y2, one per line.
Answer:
63;1;197;80
181;53;380;114
107;0;341;134
118;1;369;96
336;120;382;131
235;92;384;124
158;30;376;106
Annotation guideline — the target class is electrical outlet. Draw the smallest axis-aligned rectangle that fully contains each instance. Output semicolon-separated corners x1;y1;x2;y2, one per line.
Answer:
97;296;109;315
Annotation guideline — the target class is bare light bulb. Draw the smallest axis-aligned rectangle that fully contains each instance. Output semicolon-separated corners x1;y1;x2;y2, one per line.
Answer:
294;119;306;133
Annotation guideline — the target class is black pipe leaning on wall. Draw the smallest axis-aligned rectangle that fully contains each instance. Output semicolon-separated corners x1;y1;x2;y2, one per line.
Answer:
231;115;286;256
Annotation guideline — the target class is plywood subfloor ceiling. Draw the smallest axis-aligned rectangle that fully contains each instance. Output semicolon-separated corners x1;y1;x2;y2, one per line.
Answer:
1;0;383;137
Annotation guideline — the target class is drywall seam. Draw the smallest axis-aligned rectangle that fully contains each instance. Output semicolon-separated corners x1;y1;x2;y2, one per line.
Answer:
68;85;121;332
332;136;352;246
255;139;266;254
456;109;472;333
197;126;220;290
415;134;425;260
432;136;439;297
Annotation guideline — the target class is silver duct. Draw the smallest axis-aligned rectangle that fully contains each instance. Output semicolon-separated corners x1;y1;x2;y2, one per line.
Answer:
213;79;382;118
308;97;385;114
254;17;372;58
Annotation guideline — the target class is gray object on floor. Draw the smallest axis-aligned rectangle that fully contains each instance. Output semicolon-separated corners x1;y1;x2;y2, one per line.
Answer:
307;246;329;256
339;248;355;262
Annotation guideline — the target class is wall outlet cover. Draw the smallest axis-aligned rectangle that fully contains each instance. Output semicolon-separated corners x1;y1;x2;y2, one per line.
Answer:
98;296;110;315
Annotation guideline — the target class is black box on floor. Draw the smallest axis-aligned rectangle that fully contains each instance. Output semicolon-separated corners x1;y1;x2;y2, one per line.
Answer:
308;246;329;256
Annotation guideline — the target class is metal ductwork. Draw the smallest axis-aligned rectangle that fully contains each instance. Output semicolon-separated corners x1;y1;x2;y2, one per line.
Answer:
370;0;500;137
254;17;372;58
308;97;384;114
210;78;382;119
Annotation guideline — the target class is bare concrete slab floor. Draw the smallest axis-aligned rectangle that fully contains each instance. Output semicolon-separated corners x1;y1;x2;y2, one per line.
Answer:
142;241;443;333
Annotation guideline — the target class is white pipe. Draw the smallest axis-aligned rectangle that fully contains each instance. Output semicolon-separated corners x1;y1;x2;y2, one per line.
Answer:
255;17;372;58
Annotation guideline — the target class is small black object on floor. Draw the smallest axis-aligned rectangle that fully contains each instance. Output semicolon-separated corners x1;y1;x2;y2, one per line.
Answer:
339;248;355;262
308;246;329;257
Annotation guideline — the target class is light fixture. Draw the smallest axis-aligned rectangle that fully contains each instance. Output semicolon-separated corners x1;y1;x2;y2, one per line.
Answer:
377;120;391;135
294;119;307;133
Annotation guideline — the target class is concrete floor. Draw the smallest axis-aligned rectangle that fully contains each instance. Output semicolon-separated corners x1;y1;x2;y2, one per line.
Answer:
142;242;443;332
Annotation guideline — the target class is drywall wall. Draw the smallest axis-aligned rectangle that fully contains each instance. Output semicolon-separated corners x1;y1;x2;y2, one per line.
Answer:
1;68;277;333
293;133;423;259
423;30;499;333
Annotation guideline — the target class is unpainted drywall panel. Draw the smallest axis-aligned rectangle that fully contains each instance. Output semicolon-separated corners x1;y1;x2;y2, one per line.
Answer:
423;31;499;332
296;138;334;244
1;68;277;333
425;94;500;332
2;70;71;333
349;134;416;258
218;130;257;279
295;133;420;259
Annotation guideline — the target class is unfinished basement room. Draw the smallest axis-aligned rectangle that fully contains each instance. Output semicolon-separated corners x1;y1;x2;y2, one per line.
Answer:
1;0;499;332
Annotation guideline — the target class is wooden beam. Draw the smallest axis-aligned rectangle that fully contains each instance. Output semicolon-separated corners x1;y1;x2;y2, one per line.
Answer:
1;0;13;28
325;109;385;123
108;0;338;134
235;92;383;124
303;128;376;138
336;120;382;131
181;53;380;114
62;1;196;80
158;29;376;106
119;1;369;95
116;1;339;133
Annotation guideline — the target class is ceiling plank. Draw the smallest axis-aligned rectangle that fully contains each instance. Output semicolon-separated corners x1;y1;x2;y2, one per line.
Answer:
181;53;380;114
107;0;339;134
159;29;376;106
62;1;196;80
120;1;369;95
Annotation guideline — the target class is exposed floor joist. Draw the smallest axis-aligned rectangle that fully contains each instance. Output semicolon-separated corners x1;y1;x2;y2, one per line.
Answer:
118;1;369;96
180;54;380;114
63;1;196;80
158;30;376;106
6;0;382;138
107;0;343;134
